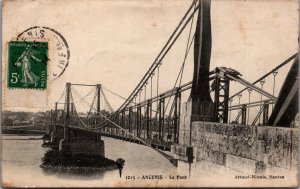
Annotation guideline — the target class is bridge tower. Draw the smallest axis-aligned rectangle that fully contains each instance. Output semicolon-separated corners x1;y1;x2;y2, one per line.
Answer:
65;82;71;141
213;68;230;123
190;0;214;123
58;82;71;150
56;83;105;157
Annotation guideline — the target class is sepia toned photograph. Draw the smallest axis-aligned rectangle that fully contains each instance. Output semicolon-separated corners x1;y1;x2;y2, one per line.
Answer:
1;0;299;187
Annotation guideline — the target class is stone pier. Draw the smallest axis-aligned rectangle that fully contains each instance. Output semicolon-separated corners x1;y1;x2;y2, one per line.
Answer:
50;125;105;157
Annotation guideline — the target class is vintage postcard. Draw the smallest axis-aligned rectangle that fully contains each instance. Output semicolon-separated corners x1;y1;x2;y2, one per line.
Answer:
1;0;299;188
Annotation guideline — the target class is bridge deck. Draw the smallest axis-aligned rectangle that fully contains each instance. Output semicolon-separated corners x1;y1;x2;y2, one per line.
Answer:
52;124;173;151
100;130;173;151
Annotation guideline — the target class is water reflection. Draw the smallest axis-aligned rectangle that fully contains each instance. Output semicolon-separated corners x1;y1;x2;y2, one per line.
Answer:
2;135;177;187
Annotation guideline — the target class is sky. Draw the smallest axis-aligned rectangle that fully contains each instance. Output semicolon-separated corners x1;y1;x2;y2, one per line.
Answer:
2;0;298;113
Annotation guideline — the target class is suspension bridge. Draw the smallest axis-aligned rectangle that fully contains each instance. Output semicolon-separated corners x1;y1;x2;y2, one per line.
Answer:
44;0;298;169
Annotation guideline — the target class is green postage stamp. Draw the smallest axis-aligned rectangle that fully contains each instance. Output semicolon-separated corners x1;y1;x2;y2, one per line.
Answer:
7;41;48;89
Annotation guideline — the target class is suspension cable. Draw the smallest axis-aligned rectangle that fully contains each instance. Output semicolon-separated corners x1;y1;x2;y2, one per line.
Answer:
87;89;97;118
71;86;96;104
229;53;297;100
156;66;160;107
71;93;177;165
151;74;153;100
144;84;147;138
101;88;114;112
70;89;107;128
164;32;195;112
179;2;197;86
102;86;127;101
118;0;199;111
57;87;66;103
80;87;97;101
163;4;196;112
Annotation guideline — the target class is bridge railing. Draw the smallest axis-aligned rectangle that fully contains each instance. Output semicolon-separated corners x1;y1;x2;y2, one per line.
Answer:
226;54;297;127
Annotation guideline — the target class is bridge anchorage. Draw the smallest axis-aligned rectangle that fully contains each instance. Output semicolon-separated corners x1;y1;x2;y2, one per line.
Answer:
44;0;298;172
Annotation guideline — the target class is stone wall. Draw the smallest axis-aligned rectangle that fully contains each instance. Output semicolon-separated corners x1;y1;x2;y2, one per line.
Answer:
191;121;298;173
173;101;298;174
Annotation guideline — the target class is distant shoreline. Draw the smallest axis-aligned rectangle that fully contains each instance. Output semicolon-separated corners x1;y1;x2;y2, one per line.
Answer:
2;128;45;135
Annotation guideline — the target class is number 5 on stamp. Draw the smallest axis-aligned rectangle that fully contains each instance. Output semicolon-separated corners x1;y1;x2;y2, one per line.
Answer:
7;41;48;89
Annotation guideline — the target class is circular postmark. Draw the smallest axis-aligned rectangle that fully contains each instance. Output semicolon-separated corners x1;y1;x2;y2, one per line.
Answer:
17;26;70;80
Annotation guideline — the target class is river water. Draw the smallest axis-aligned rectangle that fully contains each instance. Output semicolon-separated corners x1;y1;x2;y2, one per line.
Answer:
2;134;181;187
2;134;295;187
